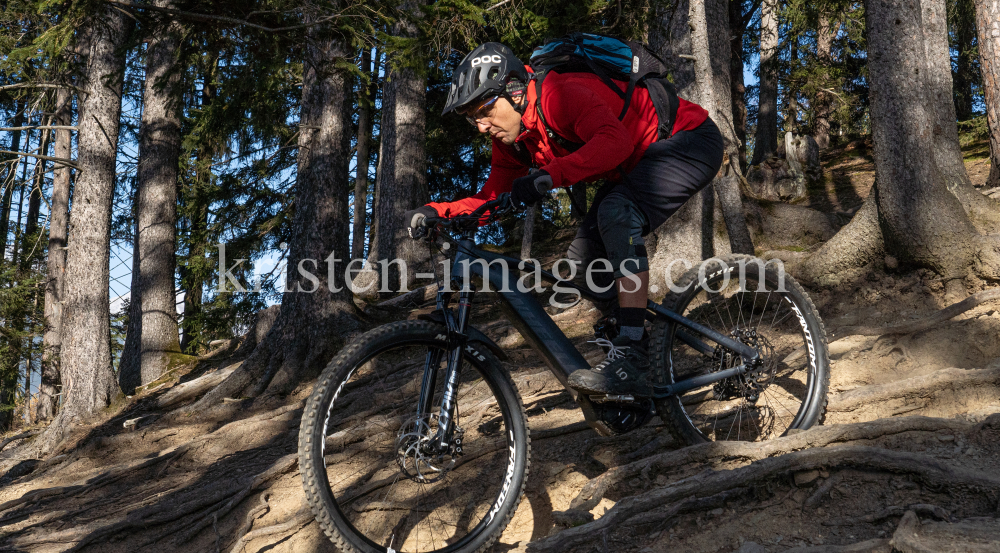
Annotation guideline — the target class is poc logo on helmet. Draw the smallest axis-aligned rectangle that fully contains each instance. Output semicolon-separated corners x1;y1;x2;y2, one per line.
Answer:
471;55;503;66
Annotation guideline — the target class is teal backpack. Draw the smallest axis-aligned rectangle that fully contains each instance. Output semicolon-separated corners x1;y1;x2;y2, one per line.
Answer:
528;33;681;152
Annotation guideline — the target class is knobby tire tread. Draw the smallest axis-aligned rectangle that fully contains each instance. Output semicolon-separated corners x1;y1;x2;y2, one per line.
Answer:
298;320;530;553
650;254;830;445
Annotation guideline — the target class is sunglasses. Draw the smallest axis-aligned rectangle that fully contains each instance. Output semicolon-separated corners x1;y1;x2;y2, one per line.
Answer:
459;96;500;127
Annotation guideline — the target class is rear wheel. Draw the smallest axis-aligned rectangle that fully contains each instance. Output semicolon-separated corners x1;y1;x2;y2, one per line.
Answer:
299;321;529;553
651;255;829;445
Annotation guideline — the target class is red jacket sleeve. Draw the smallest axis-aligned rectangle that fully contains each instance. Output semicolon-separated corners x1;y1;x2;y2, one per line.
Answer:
426;138;529;220
537;80;634;189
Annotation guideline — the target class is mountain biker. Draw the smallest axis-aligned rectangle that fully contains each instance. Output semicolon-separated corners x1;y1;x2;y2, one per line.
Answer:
404;42;724;399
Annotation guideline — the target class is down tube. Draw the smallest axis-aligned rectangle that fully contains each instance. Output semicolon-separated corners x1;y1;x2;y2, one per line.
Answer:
465;249;591;391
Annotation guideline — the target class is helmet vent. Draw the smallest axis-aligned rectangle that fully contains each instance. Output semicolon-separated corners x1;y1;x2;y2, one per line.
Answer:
472;68;482;89
487;67;499;81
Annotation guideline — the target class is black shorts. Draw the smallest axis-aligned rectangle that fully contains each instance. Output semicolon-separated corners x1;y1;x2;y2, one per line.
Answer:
567;116;725;277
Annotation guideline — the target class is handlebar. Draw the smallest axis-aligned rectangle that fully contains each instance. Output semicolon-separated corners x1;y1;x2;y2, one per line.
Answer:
419;193;515;234
414;172;554;241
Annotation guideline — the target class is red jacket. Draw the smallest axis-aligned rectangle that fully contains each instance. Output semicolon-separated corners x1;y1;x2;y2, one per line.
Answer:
427;69;709;218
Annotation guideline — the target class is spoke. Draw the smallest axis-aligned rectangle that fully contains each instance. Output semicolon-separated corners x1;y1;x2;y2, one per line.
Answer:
769;304;797;331
757;291;774;330
762;386;800;421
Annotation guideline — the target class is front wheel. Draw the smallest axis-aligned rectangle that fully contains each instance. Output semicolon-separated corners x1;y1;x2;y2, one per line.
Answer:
651;255;830;445
299;321;530;553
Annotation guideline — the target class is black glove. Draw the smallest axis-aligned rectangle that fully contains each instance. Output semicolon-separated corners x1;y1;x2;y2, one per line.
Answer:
404;205;438;239
510;169;553;210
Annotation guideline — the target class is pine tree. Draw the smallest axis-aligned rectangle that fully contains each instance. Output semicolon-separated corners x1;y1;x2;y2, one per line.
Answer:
975;0;1000;188
54;5;131;434
118;0;184;394
751;0;780;164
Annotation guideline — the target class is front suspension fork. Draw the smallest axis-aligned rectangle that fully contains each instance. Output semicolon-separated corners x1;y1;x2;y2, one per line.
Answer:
415;285;475;453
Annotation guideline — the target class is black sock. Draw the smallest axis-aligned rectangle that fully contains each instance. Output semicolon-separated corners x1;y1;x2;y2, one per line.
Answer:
619;308;646;341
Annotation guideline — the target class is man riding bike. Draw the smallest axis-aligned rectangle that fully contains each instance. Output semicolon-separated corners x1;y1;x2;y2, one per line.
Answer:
404;42;724;400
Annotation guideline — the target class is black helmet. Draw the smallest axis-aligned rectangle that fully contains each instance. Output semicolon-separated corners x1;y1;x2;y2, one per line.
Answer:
442;43;529;115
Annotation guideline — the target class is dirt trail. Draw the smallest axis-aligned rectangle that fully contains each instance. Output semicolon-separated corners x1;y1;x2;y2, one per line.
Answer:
1;145;999;552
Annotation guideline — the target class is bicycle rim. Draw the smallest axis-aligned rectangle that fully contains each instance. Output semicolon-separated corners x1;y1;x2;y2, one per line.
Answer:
665;269;824;442
317;341;519;552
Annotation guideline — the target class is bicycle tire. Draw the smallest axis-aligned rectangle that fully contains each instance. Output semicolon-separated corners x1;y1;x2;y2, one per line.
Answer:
650;255;830;445
299;320;530;553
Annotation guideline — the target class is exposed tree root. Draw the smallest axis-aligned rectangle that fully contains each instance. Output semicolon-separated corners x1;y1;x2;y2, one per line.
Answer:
376;283;437;309
0;400;302;540
784;539;892;552
804;469;851;508
532;421;592;440
826;366;1000;416
173;454;298;545
835;288;1000;338
563;416;969;515
822;503;949;526
156;363;240;409
529;444;1000;552
225;504;313;553
797;193;884;288
223;492;272;551
0;430;42;453
890;509;1000;552
779;288;1000;367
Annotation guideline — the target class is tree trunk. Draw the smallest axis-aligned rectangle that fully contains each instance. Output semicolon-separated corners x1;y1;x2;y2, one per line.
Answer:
360;5;429;298
38;89;71;421
188;13;361;408
646;0;756;293
751;0;780;164
352;48;375;262
729;0;748;172
785;38;800;135
813;15;838;150
923;0;1000;230
869;0;976;279
1;104;26;255
119;219;142;392
976;0;1000;189
56;6;129;426
648;0;698;101
521;204;536;260
803;0;978;288
690;0;755;255
952;0;977;122
922;0;974;193
118;1;183;394
180;59;216;353
24;117;48;240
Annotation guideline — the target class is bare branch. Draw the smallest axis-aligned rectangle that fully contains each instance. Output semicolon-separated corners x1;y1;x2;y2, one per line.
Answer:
486;0;514;11
0;126;78;132
0;150;78;169
0;83;82;93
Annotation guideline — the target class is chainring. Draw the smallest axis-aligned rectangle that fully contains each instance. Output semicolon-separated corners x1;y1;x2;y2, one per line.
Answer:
595;399;654;435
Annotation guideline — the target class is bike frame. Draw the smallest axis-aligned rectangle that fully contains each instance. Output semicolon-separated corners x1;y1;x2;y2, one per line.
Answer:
421;233;763;446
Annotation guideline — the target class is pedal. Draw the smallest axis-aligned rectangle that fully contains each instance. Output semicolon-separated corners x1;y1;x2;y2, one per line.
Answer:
589;394;635;403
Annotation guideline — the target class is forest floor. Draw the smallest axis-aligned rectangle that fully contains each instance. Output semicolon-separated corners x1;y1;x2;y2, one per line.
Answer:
1;140;999;553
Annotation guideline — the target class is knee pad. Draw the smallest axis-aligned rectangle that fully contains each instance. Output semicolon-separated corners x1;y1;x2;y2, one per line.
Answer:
597;193;649;279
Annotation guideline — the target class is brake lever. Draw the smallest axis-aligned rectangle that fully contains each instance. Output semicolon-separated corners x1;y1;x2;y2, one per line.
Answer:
409;225;429;240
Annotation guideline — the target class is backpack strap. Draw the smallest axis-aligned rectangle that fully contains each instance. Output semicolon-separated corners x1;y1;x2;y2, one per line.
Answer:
533;70;585;153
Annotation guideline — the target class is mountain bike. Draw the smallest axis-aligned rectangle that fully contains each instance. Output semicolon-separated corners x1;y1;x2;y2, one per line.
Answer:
298;194;830;553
